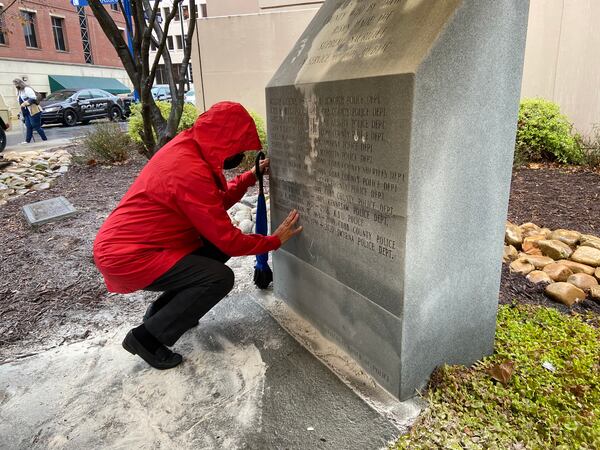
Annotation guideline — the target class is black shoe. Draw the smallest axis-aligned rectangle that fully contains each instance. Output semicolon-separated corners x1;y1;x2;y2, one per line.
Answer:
144;302;200;327
122;330;183;370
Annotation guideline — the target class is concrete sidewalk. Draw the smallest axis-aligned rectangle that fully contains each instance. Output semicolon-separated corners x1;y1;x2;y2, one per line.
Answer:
3;137;73;154
0;291;422;450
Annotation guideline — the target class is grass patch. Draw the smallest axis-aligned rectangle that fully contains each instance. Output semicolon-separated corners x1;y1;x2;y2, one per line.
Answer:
394;305;600;449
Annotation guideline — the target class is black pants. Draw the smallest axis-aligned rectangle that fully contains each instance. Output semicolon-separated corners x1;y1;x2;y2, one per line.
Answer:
143;242;234;346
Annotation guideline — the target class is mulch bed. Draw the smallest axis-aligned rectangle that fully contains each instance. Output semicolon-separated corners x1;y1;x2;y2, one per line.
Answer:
0;152;147;359
508;164;600;234
502;163;600;322
0;156;598;359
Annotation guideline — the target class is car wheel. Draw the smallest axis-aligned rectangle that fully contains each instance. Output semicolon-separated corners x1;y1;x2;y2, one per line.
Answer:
63;109;78;127
109;106;122;122
0;129;6;152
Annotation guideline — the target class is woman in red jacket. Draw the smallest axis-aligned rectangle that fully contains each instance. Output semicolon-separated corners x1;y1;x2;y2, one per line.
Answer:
94;102;302;369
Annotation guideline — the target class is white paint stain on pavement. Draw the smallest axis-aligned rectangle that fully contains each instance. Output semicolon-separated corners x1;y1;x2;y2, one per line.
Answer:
0;327;266;450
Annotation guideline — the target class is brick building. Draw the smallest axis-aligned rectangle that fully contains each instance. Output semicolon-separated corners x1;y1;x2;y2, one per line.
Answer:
0;0;131;117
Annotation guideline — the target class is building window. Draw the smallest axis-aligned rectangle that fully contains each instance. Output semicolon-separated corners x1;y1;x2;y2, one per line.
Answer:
111;4;118;11
118;28;126;43
182;5;189;20
156;65;166;84
150;39;157;51
21;11;39;48
0;6;7;45
174;6;180;21
51;16;67;51
175;35;182;50
163;7;169;18
167;35;173;50
201;4;207;18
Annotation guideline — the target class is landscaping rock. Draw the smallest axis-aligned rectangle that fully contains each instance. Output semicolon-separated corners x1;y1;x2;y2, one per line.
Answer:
509;259;535;276
32;183;50;191
556;260;596;276
549;229;580;246
580;234;600;243
526;270;552;284
596;267;600;281
522;235;545;253
0;149;71;204
537;239;573;260
545;282;586;307
503;245;518;262
580;237;600;251
505;222;523;247
519;254;554;269
234;208;252;223
519;222;540;237
566;273;598;292
590;286;600;303
239;219;254;234
543;263;573;282
570;246;600;267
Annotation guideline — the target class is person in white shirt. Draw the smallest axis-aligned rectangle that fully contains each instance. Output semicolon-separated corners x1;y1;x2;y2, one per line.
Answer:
13;78;47;144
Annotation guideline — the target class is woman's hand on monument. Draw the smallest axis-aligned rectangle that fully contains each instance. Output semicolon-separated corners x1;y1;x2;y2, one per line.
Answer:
252;157;270;177
273;209;303;245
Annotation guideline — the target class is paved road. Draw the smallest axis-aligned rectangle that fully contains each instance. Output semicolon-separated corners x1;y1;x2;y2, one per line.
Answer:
6;120;128;147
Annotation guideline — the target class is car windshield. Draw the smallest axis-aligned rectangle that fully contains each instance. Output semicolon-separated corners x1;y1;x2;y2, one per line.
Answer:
45;91;75;101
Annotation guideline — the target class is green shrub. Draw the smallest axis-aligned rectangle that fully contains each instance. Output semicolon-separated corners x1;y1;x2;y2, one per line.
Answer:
128;101;199;144
83;122;133;163
515;98;584;165
240;110;268;171
580;124;600;167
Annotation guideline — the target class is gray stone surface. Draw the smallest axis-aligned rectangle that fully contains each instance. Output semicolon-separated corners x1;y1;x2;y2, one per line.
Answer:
22;196;76;225
0;292;403;449
267;0;529;400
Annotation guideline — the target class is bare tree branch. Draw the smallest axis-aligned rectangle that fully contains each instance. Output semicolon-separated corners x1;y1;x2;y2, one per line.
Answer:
88;0;138;89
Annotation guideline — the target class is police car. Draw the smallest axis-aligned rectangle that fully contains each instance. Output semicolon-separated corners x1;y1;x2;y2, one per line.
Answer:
41;88;126;127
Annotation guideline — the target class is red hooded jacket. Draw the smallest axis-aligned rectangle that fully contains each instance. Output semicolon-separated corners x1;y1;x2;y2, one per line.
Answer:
93;102;281;293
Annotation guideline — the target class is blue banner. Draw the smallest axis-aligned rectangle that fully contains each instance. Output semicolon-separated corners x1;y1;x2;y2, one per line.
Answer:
71;0;119;6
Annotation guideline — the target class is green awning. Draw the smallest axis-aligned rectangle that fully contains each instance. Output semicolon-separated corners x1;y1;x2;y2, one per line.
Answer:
48;75;131;95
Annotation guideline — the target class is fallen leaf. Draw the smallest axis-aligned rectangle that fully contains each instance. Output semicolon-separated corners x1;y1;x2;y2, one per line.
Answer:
487;360;515;385
568;385;588;398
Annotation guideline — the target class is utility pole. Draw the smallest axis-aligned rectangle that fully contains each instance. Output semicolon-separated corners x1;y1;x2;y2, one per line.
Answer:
177;1;189;92
122;0;139;101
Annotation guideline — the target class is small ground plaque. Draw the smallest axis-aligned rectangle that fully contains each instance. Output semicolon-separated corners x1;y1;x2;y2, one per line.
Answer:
22;196;77;225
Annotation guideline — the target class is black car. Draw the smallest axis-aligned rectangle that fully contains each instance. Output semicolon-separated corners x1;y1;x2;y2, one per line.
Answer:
0;116;7;152
41;88;126;127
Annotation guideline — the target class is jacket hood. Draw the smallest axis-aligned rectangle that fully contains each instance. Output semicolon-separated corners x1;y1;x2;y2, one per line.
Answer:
179;101;261;189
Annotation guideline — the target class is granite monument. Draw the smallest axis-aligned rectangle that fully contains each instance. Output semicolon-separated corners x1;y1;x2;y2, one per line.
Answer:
266;0;530;400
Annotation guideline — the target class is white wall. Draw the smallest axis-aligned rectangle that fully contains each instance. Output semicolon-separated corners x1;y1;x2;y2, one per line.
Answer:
192;8;319;119
521;0;600;135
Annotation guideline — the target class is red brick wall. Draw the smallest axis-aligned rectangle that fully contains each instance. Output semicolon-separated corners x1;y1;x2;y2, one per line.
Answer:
0;0;126;68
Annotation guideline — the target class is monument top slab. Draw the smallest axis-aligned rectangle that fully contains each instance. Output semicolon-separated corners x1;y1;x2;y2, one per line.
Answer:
269;0;461;86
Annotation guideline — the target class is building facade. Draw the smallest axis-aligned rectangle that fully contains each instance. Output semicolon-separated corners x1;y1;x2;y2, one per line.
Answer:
149;0;207;90
0;0;130;118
